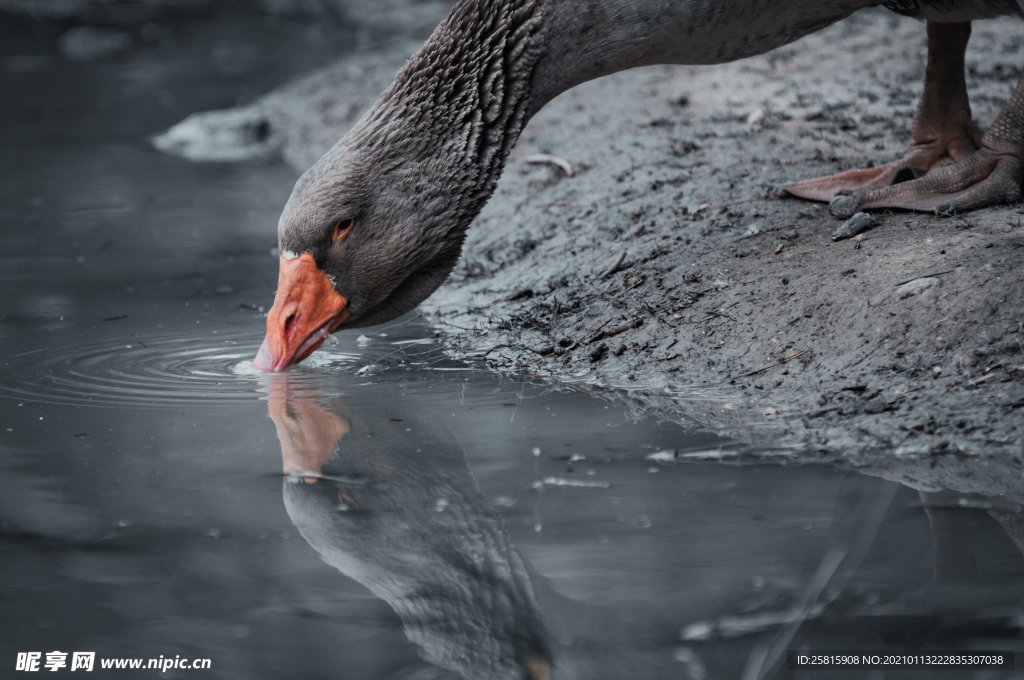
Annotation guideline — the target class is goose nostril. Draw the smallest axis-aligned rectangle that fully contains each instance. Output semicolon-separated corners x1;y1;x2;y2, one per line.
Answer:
283;311;298;339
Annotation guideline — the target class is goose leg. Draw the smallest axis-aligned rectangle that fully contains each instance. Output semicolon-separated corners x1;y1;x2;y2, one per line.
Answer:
785;22;980;204
829;68;1024;216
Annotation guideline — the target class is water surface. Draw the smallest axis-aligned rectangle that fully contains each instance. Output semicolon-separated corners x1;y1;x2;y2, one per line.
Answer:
1;11;1022;680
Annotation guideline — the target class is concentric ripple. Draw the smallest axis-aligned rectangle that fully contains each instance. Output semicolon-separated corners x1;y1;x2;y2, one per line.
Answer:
0;331;362;409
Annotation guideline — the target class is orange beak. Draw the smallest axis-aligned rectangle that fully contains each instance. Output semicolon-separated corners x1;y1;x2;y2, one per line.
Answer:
253;252;350;372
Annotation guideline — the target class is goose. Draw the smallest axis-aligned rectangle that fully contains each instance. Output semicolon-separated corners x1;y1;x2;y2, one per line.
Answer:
253;0;1024;372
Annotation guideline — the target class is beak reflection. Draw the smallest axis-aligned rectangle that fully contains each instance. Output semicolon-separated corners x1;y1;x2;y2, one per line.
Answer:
268;380;349;485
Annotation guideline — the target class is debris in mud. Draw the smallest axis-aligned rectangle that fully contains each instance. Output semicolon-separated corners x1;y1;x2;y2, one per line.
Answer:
646;450;678;463
589;343;609;363
600;251;629;279
524;153;574;177
622;273;645;291
647;448;741;462
895;276;939;299
730;349;811;381
746;107;768;127
505;288;535;302
832;211;878;241
589;318;644;344
681;602;827;641
532;477;610;489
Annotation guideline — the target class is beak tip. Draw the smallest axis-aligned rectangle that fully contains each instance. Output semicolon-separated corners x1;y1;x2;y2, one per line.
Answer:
254;336;285;373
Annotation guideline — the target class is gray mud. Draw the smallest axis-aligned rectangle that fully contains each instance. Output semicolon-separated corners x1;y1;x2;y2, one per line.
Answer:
158;10;1024;497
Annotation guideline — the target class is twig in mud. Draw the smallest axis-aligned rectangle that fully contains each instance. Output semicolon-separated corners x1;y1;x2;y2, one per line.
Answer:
438;319;478;332
894;269;957;288
730;348;810;380
505;288;535;302
481;344;551;358
567;317;613;351
600;251;628;280
524;153;574;177
692;195;762;215
701;308;736;323
587;318;644;344
621;278;645;294
691;166;718;181
971;370;998;386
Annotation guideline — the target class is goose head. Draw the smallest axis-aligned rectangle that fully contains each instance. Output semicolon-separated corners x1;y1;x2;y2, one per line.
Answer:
252;0;549;372
253;127;471;372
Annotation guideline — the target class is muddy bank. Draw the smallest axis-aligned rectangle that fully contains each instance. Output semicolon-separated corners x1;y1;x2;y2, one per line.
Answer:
157;10;1024;496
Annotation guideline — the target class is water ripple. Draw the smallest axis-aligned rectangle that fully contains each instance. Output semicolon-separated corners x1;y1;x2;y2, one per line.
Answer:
0;331;362;409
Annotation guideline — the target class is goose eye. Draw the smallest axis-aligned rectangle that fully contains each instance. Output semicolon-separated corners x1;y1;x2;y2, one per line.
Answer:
332;218;355;243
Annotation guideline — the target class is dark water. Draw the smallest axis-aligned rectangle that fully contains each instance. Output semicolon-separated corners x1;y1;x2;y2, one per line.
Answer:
1;11;1023;680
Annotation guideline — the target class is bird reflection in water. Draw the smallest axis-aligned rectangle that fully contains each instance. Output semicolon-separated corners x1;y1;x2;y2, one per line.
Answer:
265;374;556;680
262;374;1024;680
262;375;734;680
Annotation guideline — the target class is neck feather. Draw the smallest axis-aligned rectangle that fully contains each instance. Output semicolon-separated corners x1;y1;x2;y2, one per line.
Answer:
350;0;549;218
345;0;873;232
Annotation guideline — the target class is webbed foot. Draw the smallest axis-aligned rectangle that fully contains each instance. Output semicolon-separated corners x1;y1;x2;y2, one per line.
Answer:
827;144;1023;217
